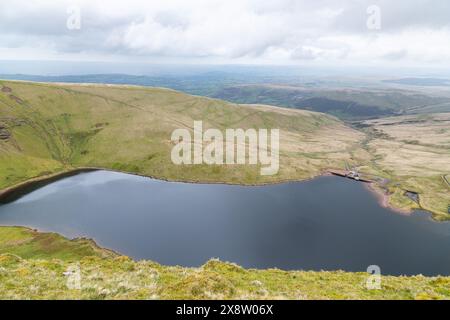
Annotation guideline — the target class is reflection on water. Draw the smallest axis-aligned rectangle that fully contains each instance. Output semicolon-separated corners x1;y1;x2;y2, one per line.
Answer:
0;170;449;276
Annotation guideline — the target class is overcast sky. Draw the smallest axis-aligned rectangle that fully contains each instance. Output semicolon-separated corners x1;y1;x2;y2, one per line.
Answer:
1;0;450;67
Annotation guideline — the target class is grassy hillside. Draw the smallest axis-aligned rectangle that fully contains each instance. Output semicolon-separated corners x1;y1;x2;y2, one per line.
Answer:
1;226;449;300
0;80;362;190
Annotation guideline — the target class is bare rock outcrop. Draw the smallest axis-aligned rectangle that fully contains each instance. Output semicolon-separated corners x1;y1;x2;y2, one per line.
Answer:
1;86;12;93
0;125;11;140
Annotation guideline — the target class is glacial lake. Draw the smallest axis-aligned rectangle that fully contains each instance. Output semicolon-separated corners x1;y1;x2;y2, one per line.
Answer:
1;170;450;276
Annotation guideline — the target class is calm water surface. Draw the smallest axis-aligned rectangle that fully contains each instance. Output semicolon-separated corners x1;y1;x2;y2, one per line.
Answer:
0;171;449;276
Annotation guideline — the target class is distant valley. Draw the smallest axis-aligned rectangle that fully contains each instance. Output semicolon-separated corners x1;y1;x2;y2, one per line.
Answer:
3;73;450;121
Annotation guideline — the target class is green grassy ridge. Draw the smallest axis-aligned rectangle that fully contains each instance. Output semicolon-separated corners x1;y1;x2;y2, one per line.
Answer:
0;226;449;300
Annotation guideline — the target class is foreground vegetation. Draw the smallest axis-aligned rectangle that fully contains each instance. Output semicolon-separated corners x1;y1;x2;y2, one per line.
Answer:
1;226;449;300
0;80;449;218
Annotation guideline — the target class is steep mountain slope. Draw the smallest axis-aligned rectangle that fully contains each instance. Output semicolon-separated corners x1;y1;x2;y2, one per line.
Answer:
0;80;362;190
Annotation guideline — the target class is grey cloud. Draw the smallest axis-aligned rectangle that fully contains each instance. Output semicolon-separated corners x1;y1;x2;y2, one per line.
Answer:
291;47;319;60
0;0;449;65
332;0;450;33
153;11;189;29
382;50;408;61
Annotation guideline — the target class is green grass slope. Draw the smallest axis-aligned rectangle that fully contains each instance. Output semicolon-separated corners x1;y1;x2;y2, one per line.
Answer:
0;227;115;261
0;226;449;300
0;80;362;190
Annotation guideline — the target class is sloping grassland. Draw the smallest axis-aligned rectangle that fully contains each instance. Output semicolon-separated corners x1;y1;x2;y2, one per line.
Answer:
1;227;449;300
0;80;361;189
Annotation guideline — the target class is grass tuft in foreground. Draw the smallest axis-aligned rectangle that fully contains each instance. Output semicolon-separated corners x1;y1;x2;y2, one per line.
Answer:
0;226;449;300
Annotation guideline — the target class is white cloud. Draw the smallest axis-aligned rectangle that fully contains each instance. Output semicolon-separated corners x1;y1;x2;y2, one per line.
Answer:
0;0;449;66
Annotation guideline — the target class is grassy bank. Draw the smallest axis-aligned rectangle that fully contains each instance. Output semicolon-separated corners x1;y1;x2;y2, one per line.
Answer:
0;226;449;300
0;226;115;261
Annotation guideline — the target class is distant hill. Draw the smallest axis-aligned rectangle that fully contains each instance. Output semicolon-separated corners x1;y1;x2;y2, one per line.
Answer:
0;72;300;97
383;78;450;86
4;74;450;120
213;84;450;120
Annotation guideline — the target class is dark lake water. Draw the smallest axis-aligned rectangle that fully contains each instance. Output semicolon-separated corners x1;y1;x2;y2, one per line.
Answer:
0;170;449;276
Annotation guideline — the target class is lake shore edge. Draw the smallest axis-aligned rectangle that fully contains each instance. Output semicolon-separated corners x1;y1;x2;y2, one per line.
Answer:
0;166;439;220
